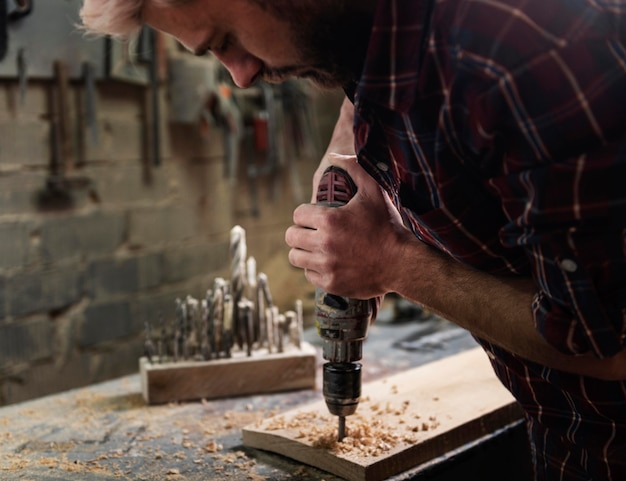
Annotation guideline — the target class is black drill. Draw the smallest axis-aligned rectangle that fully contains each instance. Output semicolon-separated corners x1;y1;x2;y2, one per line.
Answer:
315;166;376;441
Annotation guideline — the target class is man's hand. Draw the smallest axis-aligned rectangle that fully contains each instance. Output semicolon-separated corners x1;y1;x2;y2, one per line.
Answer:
286;154;414;300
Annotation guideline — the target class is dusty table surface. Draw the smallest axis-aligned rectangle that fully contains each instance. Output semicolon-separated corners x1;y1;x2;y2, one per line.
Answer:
0;315;481;481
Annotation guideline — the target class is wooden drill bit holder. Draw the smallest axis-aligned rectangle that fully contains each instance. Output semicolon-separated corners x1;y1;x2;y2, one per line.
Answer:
139;342;317;404
139;225;316;405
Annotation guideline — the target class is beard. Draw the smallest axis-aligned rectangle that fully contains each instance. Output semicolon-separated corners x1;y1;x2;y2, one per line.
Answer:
251;0;373;89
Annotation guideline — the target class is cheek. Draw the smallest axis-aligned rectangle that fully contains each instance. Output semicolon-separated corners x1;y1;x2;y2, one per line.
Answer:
240;17;302;63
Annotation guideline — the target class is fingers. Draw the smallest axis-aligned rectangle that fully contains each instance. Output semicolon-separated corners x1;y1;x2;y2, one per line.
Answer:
285;225;328;290
287;247;321;280
285;206;321;273
287;159;395;298
285;206;334;258
285;226;316;268
285;203;340;285
291;203;319;229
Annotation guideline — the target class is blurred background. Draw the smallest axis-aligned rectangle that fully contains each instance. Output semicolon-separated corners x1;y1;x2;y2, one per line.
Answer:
0;0;344;406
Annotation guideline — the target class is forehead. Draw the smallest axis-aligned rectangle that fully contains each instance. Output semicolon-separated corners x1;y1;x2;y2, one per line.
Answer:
142;1;218;47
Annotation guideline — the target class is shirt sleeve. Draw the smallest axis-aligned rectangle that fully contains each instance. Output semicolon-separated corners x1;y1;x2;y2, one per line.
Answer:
464;33;626;358
501;144;626;359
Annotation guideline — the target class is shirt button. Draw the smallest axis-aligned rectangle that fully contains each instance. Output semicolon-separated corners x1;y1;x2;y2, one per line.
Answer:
377;162;389;172
560;259;578;273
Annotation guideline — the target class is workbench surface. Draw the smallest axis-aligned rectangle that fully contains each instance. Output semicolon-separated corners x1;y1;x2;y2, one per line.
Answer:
0;317;482;481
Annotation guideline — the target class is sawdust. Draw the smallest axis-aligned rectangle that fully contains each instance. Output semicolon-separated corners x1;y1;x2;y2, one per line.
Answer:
1;374;289;480
205;440;224;452
246;474;268;481
0;453;28;471
263;397;441;459
211;450;262;479
1;451;122;476
38;455;122;476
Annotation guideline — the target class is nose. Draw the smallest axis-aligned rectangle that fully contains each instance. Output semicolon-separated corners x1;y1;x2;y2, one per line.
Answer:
213;51;263;89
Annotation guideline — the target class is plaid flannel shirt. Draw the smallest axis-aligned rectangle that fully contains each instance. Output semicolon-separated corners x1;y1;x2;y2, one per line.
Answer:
350;0;626;478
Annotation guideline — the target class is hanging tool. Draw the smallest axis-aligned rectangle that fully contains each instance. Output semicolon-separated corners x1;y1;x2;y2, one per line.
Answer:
0;0;7;62
83;61;98;145
54;60;73;171
2;0;34;103
315;166;377;442
126;26;160;167
37;59;91;209
17;47;27;104
1;0;33;60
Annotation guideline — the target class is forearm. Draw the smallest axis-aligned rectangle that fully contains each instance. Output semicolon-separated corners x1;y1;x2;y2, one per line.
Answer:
310;98;356;201
326;97;355;156
391;238;626;380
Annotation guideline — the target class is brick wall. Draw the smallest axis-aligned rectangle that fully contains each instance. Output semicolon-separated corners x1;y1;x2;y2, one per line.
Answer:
0;65;342;406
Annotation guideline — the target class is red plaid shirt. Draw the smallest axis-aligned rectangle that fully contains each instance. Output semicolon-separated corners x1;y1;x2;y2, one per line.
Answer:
351;0;626;478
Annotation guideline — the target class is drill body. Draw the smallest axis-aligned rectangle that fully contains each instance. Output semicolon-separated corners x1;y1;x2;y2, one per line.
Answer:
314;166;376;440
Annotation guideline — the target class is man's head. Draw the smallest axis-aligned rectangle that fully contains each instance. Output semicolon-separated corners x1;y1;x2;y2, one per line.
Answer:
80;0;373;89
80;0;170;39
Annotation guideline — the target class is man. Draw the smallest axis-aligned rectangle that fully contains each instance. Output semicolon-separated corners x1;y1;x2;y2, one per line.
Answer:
81;0;626;479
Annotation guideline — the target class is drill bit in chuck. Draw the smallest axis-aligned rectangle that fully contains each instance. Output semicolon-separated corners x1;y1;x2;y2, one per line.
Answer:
338;416;346;442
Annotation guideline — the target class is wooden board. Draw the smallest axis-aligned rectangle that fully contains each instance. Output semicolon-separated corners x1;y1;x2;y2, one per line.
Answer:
243;347;522;481
139;342;316;404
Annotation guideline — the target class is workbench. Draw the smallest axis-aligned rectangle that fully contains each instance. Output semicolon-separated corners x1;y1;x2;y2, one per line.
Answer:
0;316;532;481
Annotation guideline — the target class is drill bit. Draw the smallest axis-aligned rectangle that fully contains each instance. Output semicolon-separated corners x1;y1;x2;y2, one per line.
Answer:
143;320;155;363
338;416;346;442
246;257;259;342
230;226;247;349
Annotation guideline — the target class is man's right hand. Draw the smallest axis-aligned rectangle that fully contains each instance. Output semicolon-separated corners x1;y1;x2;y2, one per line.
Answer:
286;152;413;300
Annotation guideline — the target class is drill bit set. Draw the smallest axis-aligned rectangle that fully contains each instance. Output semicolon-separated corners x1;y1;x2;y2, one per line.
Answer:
139;225;316;405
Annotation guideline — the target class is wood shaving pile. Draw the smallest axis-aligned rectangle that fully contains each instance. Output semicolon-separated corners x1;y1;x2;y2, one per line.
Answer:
263;396;441;459
211;451;261;479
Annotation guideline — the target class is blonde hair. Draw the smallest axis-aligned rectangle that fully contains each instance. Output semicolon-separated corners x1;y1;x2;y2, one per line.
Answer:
79;0;189;39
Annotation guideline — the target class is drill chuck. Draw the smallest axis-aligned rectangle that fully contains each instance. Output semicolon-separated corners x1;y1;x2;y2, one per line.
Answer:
323;362;362;418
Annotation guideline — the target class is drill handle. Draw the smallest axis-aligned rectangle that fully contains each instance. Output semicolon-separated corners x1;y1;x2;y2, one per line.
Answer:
316;166;358;206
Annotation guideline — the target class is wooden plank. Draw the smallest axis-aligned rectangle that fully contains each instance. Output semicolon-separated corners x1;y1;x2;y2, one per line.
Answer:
243;347;522;481
140;342;316;404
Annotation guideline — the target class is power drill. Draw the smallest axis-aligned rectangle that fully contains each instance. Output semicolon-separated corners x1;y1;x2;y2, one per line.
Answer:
315;166;377;441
